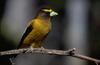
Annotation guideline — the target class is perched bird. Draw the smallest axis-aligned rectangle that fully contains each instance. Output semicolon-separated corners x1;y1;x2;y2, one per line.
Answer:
9;7;58;64
18;7;58;49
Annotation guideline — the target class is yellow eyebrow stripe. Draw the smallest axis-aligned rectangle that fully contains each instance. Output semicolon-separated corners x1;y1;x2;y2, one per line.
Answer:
42;9;52;12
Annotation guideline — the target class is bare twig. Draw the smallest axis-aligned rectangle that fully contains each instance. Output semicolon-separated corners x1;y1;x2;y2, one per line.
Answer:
0;48;100;64
72;53;100;64
0;48;75;56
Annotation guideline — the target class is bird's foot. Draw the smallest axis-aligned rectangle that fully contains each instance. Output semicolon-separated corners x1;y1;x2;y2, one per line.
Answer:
40;47;45;54
40;47;45;50
25;46;34;53
25;47;45;53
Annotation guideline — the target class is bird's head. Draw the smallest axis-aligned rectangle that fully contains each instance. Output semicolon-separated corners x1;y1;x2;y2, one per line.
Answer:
36;7;58;18
41;8;58;17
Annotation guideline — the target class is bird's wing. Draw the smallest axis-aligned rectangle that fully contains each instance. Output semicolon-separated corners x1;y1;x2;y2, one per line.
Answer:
17;21;34;48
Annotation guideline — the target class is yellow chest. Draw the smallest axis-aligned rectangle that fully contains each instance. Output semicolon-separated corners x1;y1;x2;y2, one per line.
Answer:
24;19;52;42
33;19;51;35
22;19;51;47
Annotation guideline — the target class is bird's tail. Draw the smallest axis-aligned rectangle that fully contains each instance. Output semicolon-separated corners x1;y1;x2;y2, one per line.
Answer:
9;55;17;65
9;57;15;65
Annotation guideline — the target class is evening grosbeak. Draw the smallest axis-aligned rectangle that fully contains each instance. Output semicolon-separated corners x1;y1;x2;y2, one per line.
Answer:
9;7;58;64
17;8;58;49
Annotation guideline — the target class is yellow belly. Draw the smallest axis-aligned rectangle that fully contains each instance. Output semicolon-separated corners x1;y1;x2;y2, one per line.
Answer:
23;20;51;48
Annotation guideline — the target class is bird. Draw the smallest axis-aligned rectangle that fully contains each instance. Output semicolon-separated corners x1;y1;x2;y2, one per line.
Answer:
9;7;58;65
17;7;58;49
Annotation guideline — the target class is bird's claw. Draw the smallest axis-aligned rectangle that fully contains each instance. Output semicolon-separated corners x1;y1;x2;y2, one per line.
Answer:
25;47;45;53
25;47;33;53
41;47;45;50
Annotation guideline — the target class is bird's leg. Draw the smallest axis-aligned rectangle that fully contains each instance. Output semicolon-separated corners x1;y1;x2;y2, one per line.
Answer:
40;46;46;54
25;46;34;53
40;47;45;49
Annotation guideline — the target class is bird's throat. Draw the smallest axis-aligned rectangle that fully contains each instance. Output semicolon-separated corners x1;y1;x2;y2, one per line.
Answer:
37;16;50;23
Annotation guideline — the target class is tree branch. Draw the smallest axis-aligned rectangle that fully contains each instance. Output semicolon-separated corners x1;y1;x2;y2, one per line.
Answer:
0;48;75;56
0;48;100;64
72;53;100;64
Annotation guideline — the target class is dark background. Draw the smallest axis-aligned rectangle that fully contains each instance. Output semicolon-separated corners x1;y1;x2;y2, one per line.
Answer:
0;0;100;65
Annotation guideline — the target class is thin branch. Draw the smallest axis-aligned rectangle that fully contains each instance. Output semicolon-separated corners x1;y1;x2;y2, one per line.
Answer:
0;48;75;56
0;48;100;64
72;53;100;64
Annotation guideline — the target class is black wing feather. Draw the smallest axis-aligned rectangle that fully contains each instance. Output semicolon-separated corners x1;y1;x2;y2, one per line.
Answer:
17;24;33;48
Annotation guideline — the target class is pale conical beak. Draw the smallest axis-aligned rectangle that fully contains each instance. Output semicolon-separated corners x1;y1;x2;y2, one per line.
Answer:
50;11;58;16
